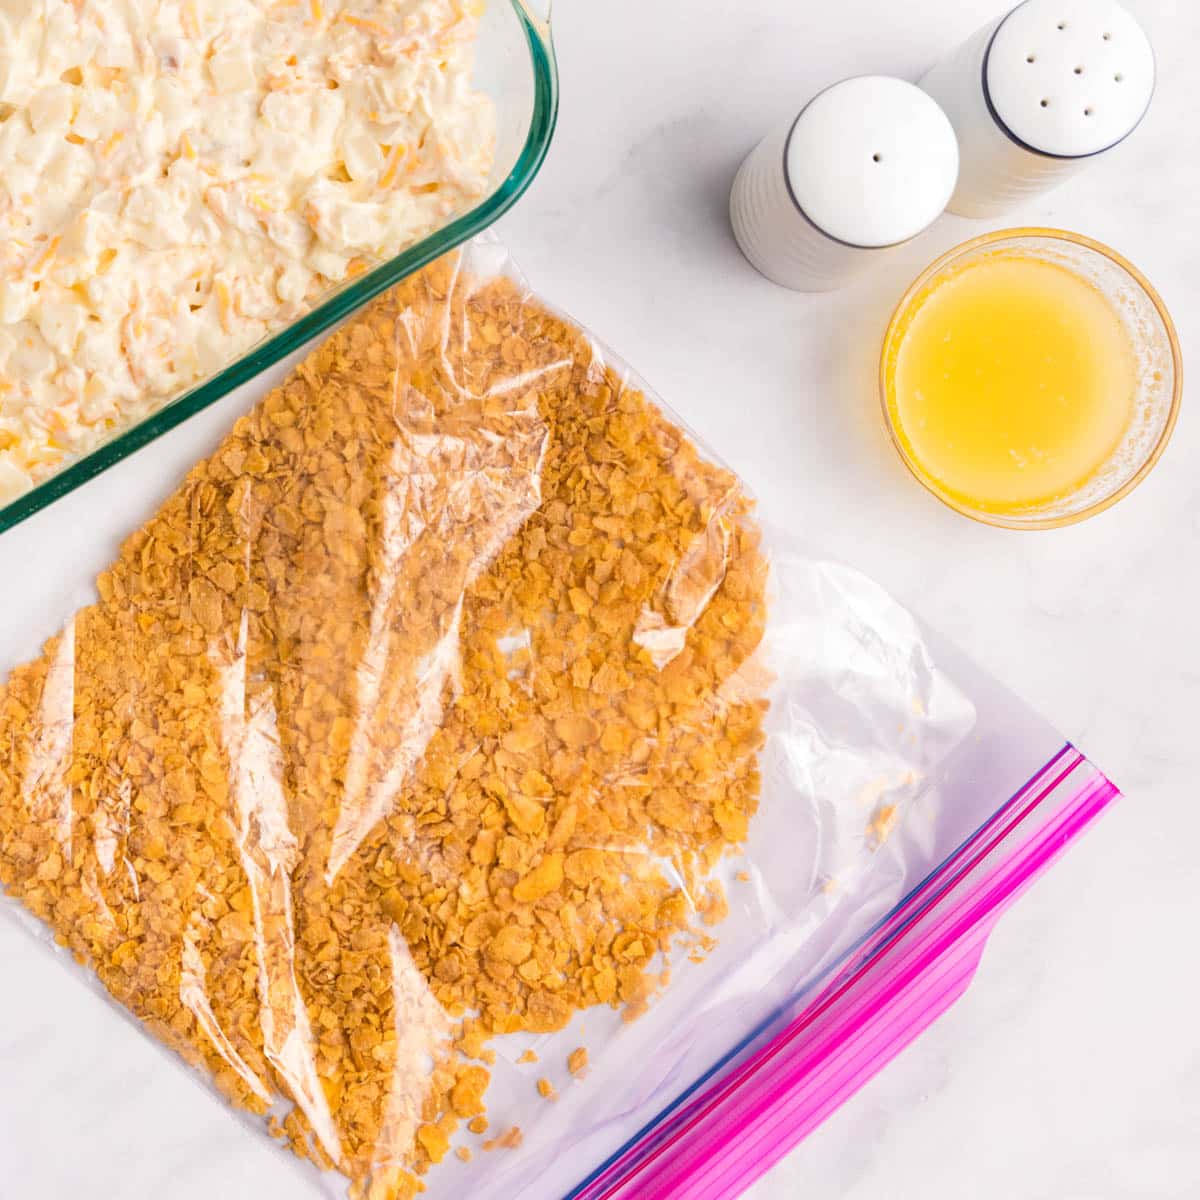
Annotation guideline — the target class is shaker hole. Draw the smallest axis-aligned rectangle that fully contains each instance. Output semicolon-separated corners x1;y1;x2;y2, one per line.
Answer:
1027;54;1037;63
1040;98;1050;107
1102;31;1112;40
1074;65;1084;75
1057;21;1067;30
1114;72;1124;82
1084;106;1095;116
872;152;881;163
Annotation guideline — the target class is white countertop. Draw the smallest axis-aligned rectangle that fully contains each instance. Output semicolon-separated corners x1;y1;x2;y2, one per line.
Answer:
2;1;1198;1197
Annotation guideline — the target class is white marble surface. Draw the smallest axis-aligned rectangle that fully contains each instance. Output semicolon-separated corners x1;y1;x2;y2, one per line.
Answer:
2;1;1198;1197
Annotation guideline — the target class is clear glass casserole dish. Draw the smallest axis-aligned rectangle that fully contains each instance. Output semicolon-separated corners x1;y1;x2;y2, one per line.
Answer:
0;0;558;537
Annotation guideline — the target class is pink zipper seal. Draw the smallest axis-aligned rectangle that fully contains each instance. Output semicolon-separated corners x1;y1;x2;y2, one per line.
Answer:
574;747;1118;1200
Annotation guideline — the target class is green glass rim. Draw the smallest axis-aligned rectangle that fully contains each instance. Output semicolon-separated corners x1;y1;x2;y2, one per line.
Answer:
0;1;559;536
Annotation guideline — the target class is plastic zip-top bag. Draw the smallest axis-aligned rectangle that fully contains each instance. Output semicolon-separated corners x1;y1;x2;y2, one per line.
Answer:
0;237;1117;1200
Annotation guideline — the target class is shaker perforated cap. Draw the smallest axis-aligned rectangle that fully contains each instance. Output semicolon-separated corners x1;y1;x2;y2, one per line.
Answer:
785;76;959;248
987;0;1154;158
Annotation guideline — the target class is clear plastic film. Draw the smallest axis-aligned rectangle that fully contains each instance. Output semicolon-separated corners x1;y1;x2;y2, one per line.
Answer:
0;237;1072;1200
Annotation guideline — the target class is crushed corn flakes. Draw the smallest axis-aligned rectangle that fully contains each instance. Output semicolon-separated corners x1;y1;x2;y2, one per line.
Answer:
482;1126;524;1153
0;251;768;1198
866;804;899;848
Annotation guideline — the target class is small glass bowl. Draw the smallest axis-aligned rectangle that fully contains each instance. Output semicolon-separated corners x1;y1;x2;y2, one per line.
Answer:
880;228;1182;529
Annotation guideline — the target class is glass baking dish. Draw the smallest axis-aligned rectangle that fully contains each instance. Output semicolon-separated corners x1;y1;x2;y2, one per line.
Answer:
0;0;558;537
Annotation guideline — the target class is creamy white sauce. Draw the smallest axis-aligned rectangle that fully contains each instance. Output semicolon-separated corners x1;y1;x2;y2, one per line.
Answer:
0;0;495;500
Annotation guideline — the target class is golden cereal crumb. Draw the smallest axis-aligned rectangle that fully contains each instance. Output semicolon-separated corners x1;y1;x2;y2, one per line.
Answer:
867;804;899;848
536;1077;557;1100
482;1126;524;1152
516;1049;538;1065
567;1047;589;1078
455;1146;472;1164
0;252;768;1198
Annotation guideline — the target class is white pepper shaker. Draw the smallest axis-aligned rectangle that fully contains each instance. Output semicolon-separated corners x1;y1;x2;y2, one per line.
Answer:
920;0;1155;218
730;76;959;292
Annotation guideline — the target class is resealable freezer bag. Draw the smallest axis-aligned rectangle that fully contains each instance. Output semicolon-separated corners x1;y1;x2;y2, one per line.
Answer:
0;237;1117;1200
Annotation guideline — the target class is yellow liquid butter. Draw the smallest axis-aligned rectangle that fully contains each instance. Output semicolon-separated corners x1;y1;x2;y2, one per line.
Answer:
890;254;1137;513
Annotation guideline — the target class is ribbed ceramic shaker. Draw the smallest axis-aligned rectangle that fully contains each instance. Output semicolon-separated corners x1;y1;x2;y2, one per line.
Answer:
920;0;1155;218
730;76;959;292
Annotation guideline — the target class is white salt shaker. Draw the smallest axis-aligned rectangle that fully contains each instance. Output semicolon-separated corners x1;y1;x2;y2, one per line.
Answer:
920;0;1155;218
730;76;959;292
